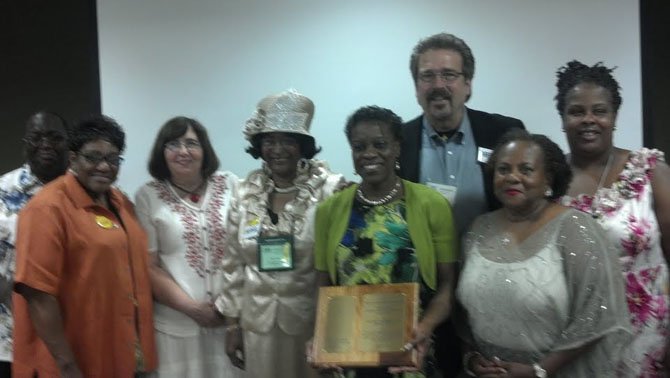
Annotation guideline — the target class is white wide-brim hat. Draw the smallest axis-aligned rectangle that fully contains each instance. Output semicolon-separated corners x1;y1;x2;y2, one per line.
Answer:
243;89;315;142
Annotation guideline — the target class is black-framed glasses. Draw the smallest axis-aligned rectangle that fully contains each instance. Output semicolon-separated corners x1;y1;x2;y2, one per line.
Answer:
22;134;66;147
418;70;464;84
78;152;124;167
164;139;202;152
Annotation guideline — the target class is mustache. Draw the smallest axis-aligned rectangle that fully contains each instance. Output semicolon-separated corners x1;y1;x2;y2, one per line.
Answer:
426;88;451;101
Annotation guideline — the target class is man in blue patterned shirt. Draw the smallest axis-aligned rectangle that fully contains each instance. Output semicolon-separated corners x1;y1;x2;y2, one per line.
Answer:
0;111;68;375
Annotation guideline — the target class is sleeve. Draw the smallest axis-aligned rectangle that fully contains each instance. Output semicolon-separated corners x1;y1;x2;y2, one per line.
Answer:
214;196;246;318
313;200;330;273
428;191;458;263
134;186;158;253
0;216;16;304
554;211;633;375
14;204;66;296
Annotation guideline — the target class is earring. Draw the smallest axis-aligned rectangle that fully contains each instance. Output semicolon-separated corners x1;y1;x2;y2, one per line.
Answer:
395;160;401;171
296;158;310;176
544;188;553;197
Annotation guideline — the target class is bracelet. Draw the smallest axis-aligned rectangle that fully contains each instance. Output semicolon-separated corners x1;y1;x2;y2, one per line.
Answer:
532;362;547;378
462;351;481;377
224;324;240;332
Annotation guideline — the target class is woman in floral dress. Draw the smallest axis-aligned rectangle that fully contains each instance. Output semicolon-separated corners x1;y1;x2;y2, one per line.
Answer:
556;60;670;376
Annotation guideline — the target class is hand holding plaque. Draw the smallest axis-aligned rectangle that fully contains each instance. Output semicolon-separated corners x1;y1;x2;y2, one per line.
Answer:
312;283;419;367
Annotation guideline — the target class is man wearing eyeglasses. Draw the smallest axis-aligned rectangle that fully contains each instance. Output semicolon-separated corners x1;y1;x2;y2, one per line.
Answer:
0;111;69;376
398;33;524;376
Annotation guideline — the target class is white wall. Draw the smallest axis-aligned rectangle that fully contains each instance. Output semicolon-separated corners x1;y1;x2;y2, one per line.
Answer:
97;0;641;195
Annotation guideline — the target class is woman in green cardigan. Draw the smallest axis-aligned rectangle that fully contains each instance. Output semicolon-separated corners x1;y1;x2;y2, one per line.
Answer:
314;106;458;378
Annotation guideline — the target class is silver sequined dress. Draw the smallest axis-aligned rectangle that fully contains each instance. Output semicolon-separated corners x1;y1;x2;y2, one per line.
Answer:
457;208;633;377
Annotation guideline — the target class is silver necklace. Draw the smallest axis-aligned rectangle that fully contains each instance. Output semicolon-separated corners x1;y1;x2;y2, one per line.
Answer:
591;151;615;217
273;185;297;193
356;179;401;206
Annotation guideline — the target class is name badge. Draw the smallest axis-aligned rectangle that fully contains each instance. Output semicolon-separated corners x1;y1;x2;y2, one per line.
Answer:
426;182;457;204
242;218;261;240
258;235;294;272
477;147;493;164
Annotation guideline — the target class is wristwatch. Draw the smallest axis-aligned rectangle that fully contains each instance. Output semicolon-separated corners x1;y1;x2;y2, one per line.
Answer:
532;362;547;378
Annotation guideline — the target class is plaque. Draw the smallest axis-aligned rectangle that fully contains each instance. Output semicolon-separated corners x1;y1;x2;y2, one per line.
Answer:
312;283;419;367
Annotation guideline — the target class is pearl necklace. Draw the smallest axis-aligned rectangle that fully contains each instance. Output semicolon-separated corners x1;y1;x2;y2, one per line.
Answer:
356;180;401;206
273;185;297;194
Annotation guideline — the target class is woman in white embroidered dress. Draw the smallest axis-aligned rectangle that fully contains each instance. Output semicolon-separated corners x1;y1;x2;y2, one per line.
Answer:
215;90;344;378
135;116;240;377
457;130;631;377
556;61;670;377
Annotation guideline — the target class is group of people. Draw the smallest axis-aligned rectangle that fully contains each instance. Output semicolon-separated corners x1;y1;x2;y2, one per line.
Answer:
0;32;667;378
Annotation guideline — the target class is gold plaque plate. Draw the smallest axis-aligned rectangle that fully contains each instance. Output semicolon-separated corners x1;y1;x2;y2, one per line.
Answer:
313;283;419;367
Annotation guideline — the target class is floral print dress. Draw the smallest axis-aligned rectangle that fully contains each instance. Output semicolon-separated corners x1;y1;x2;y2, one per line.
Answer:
562;148;669;377
334;199;437;378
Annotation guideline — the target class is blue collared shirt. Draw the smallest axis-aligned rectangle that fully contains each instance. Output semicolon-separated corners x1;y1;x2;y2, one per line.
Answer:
419;113;488;235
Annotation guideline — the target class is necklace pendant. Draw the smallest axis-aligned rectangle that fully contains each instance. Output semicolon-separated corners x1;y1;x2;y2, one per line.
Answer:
190;194;200;202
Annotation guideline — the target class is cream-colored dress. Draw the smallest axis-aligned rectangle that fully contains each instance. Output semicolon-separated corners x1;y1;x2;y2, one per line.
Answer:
135;171;241;378
216;160;343;378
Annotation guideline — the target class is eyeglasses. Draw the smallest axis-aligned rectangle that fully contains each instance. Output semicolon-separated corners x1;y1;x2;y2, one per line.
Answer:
164;139;202;152
260;137;299;149
78;152;124;167
23;134;66;147
417;70;464;84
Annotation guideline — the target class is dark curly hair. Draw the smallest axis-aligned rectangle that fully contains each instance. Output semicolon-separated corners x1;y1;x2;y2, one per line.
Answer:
69;115;125;153
344;105;403;142
554;60;622;115
487;129;572;200
410;33;475;83
244;133;321;160
148;116;220;180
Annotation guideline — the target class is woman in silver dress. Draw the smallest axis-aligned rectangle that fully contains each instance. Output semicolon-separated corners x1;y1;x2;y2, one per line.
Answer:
457;129;631;377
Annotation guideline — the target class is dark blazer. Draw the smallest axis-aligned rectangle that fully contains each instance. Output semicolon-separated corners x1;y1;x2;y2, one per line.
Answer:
399;107;525;211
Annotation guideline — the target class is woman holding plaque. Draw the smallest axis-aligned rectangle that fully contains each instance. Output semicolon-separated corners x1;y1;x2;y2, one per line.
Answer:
215;89;344;378
457;129;632;377
313;106;458;378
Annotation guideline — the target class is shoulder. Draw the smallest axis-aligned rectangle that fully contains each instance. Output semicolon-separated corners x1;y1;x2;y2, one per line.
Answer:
556;207;603;238
404;181;446;202
401;116;423;136
402;115;423;128
211;170;239;183
23;176;67;208
318;185;356;212
0;166;25;187
467;108;525;130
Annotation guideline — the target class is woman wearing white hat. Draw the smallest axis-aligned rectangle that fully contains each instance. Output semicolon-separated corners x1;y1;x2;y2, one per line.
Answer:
215;89;344;378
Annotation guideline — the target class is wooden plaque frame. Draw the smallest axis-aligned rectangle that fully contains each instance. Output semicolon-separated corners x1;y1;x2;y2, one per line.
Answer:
312;282;419;367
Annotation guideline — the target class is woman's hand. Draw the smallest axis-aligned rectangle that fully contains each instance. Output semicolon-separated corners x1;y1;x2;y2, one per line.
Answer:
186;301;226;327
225;327;245;369
490;358;535;378
468;354;507;377
388;324;432;373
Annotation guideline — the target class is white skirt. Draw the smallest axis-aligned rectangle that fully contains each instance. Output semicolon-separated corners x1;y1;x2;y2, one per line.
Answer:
155;328;242;378
243;325;318;378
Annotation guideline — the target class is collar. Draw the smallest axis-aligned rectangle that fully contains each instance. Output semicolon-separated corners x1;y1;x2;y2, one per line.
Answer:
422;111;472;145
